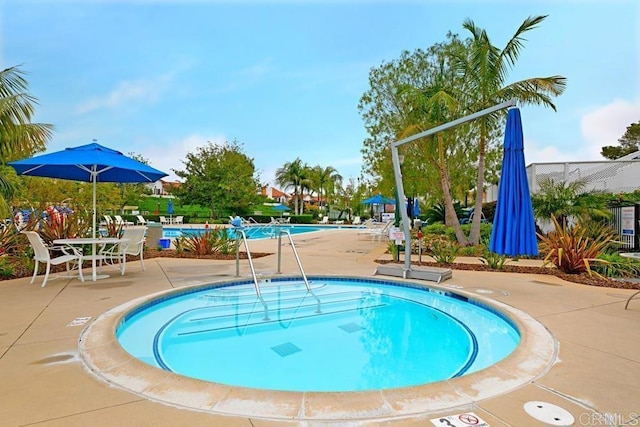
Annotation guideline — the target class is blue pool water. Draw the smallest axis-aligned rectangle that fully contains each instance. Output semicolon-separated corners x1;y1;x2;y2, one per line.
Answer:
163;224;348;240
117;277;520;392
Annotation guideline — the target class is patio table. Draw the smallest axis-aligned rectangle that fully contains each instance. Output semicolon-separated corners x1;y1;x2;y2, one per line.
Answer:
53;237;125;281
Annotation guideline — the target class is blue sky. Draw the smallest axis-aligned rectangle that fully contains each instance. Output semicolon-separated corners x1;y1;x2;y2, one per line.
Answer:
2;1;639;187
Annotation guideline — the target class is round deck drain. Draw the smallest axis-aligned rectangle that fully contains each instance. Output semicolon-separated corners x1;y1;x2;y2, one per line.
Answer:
524;401;575;426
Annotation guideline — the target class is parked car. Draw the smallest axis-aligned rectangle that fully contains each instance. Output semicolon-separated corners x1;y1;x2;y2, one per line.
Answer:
459;207;487;224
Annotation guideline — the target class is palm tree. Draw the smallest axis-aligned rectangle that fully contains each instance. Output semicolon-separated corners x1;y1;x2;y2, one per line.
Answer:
457;15;566;244
0;66;54;216
311;165;343;212
275;158;307;215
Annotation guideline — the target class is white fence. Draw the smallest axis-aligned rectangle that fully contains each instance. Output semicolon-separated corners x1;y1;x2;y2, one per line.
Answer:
486;159;640;202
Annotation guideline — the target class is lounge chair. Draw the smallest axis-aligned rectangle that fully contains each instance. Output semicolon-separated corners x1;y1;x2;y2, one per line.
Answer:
22;231;84;287
357;220;393;241
114;215;133;226
352;216;362;225
136;215;147;225
102;215;114;226
319;216;329;224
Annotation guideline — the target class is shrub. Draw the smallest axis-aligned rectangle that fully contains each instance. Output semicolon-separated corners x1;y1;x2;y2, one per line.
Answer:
0;255;15;278
591;252;640;278
538;215;617;275
459;244;483;257
479;241;509;270
177;227;234;255
430;240;460;264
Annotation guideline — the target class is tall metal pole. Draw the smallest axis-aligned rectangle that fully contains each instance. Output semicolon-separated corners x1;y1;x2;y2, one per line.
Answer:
390;99;517;273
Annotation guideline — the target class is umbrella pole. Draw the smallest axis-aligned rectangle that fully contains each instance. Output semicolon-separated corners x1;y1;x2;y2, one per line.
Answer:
92;171;97;281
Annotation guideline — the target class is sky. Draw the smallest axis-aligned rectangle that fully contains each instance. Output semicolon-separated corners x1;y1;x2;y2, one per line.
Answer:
2;0;639;187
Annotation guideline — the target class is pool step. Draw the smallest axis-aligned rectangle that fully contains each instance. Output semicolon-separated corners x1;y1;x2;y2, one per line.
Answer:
161;294;383;339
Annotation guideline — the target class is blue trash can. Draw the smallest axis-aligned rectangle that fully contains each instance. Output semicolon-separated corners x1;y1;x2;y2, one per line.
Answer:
159;238;171;249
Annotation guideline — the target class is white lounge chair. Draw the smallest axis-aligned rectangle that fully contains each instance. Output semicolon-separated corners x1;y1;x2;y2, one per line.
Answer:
102;215;114;226
114;215;133;226
319;216;329;224
22;231;84;287
352;216;362;225
136;215;147;225
357;220;393;241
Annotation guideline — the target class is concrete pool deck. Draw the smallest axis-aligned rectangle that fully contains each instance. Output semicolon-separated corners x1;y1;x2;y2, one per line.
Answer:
1;228;639;426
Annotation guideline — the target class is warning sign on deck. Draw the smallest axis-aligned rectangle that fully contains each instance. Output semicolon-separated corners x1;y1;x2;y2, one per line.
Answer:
430;412;490;426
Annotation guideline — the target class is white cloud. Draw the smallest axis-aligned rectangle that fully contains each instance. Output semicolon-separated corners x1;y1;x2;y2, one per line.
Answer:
524;98;640;164
75;74;172;114
142;133;226;182
580;98;640;159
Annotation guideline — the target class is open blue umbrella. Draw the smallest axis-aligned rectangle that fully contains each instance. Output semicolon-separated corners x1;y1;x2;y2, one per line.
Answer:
8;142;168;239
489;108;538;256
273;203;291;212
361;194;396;205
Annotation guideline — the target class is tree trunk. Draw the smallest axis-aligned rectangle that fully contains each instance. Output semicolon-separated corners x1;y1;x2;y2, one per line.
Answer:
437;134;468;245
468;121;486;245
440;165;468;245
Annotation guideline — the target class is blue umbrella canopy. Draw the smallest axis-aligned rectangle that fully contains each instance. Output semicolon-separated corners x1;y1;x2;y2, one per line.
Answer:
361;194;396;205
489;109;538;256
9;142;168;238
273;204;291;212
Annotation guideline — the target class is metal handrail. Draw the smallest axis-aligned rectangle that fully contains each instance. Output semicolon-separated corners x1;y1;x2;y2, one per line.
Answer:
235;229;269;320
277;229;320;313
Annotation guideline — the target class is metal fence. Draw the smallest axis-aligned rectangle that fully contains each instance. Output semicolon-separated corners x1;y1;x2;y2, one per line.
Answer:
608;205;640;250
486;159;640;202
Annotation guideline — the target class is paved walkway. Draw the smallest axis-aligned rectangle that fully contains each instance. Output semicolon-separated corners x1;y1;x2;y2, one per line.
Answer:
1;228;639;426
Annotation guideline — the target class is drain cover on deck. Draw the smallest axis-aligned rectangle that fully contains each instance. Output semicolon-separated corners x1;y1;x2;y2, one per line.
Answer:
523;401;575;426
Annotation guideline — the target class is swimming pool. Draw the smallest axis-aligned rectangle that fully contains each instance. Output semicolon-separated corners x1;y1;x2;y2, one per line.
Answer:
116;277;519;392
163;224;351;240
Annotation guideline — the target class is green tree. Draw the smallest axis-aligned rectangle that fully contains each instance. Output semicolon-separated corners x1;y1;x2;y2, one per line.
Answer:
173;140;259;218
310;165;343;211
359;35;484;244
275;158;309;215
457;15;566;244
0;66;54;216
601;120;640;159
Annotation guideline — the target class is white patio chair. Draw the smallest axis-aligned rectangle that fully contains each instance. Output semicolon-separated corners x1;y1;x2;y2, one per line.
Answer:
100;226;147;274
319;216;329;224
159;216;168;225
174;216;184;224
352;216;362;225
136;215;147;225
22;231;84;287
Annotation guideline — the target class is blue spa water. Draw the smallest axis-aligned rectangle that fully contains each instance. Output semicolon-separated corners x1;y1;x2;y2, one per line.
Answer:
117;278;520;392
163;224;351;240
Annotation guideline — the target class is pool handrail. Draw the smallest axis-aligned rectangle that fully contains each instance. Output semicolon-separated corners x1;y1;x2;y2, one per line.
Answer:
235;229;269;320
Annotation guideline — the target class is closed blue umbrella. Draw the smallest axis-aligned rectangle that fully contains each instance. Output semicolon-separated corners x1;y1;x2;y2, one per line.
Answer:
489;108;538;256
167;199;174;223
